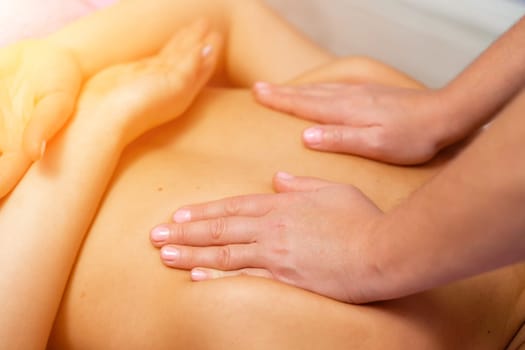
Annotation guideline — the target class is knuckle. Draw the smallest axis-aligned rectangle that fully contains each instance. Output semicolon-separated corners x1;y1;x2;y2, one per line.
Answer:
209;217;227;241
266;217;290;254
274;92;302;113
269;215;288;234
183;248;196;267
194;205;208;221
224;197;242;216
216;246;232;269
284;95;301;113
326;128;345;148
297;97;316;114
174;223;189;244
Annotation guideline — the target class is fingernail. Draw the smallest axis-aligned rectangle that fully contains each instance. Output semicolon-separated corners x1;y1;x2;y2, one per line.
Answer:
151;225;170;242
303;128;323;145
161;246;180;261
276;171;294;181
191;268;208;281
173;209;191;223
254;82;271;94
40;140;47;158
201;44;213;57
254;82;270;89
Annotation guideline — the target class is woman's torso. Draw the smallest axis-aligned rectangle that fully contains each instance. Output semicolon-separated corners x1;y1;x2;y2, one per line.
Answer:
49;88;525;349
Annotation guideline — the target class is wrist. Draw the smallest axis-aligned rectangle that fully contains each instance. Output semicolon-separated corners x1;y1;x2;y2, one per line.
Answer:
45;31;89;79
426;87;472;150
41;35;88;81
436;81;497;147
351;214;408;302
362;211;430;302
68;108;127;153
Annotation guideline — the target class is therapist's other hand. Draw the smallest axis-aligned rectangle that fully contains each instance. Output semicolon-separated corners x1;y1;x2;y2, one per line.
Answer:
0;39;82;198
253;82;453;165
150;172;386;304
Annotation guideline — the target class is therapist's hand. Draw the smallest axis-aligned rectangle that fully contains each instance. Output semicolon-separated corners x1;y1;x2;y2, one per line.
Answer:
253;82;456;165
0;39;83;198
150;172;387;304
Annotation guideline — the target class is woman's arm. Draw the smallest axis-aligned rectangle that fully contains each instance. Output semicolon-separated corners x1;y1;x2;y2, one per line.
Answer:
0;25;219;349
0;90;124;349
0;0;331;199
48;0;331;86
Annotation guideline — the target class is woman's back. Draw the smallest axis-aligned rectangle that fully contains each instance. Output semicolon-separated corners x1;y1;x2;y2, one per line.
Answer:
49;88;525;349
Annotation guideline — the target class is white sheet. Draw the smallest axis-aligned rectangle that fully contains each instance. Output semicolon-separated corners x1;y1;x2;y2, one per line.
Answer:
264;0;525;86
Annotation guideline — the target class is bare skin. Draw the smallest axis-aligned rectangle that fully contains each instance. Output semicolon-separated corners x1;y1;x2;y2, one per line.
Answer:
251;15;525;165
0;1;523;348
154;89;525;304
0;0;330;198
46;85;525;349
151;16;525;306
0;40;82;193
0;23;222;349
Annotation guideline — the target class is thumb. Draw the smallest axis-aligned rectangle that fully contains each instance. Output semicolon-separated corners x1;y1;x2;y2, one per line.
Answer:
273;172;337;193
23;91;75;161
303;125;383;160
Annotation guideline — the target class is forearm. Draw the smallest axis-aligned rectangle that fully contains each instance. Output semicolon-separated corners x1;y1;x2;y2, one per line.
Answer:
48;0;227;76
0;114;125;348
440;16;525;144
372;89;525;300
48;0;330;86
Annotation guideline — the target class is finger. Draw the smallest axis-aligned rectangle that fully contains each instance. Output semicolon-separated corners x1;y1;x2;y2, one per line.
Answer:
23;91;75;160
172;193;274;223
190;267;274;281
253;83;346;124
302;125;386;159
171;31;222;93
159;18;210;57
272;171;337;193
150;216;261;247
157;31;221;103
0;151;31;198
195;32;222;81
160;243;260;271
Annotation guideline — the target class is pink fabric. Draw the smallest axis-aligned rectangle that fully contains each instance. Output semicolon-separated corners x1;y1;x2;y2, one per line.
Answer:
0;0;117;47
85;0;116;7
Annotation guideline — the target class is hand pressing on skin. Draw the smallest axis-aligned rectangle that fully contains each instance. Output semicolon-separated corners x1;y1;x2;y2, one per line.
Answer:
0;39;83;198
150;172;389;304
253;82;462;165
